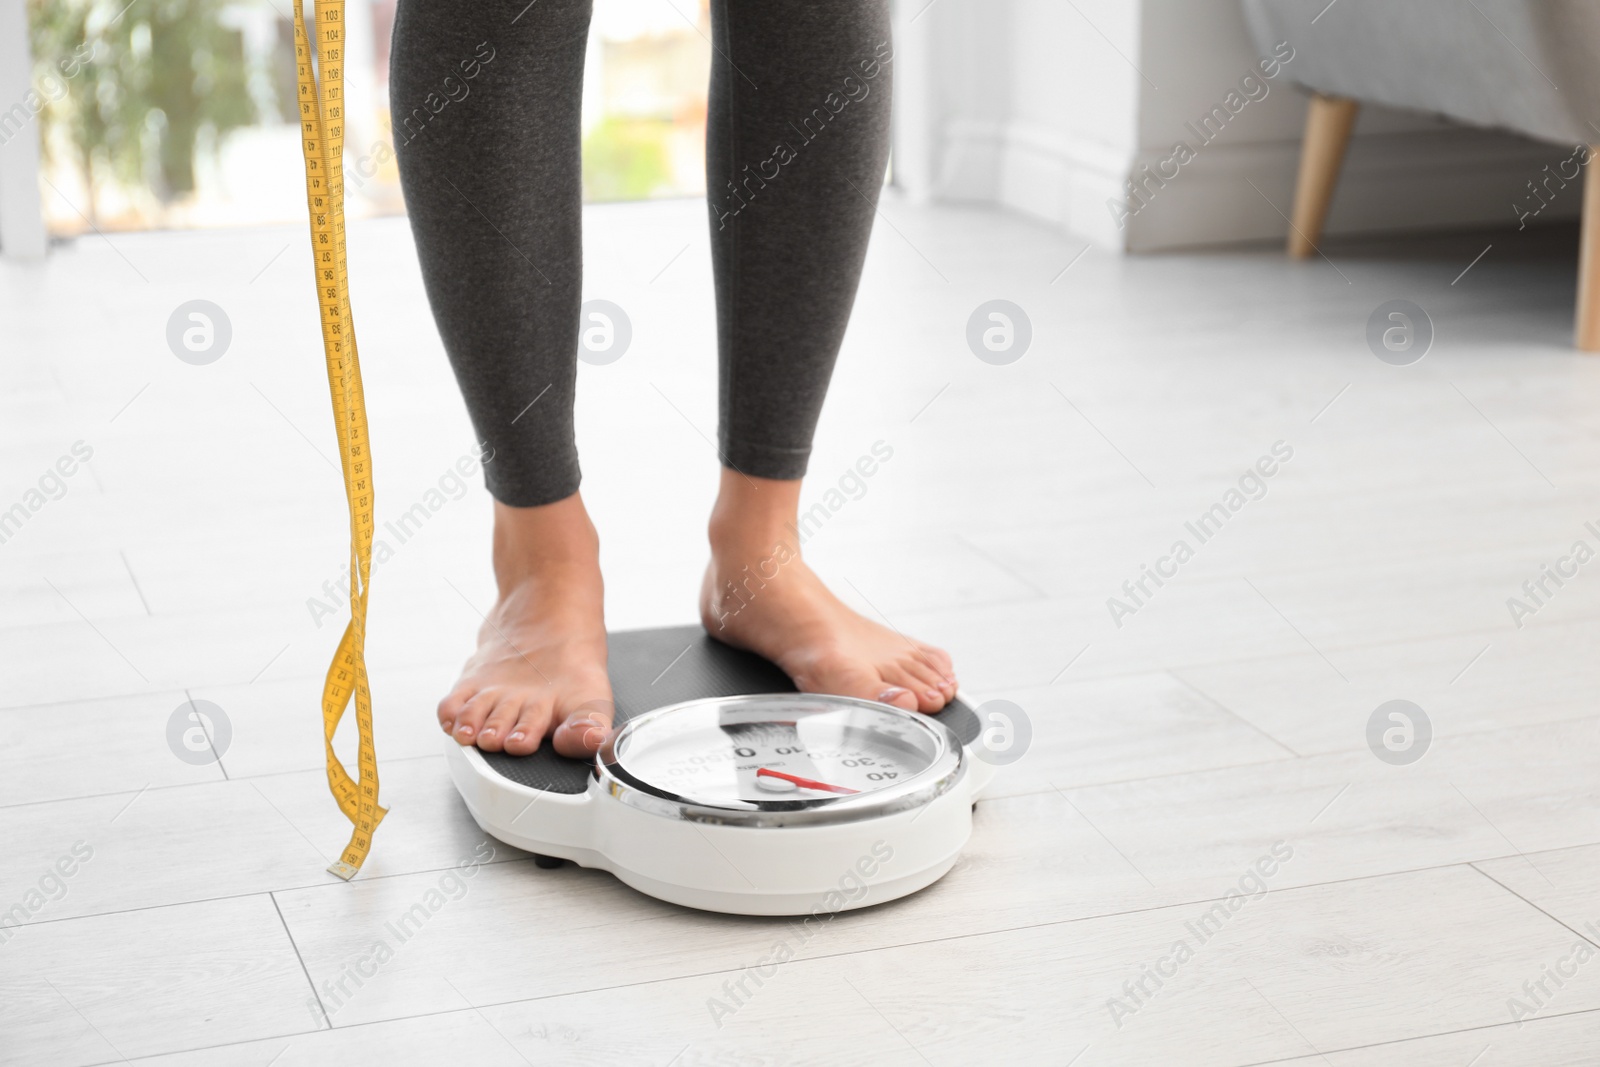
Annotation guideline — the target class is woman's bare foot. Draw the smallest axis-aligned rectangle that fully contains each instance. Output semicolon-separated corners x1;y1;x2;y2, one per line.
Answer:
438;495;614;757
699;470;958;713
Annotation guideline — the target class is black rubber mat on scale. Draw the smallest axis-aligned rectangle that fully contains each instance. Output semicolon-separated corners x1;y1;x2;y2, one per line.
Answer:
478;625;978;794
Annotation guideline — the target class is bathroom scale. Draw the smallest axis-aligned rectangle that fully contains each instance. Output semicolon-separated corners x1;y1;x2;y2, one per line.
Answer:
445;625;995;915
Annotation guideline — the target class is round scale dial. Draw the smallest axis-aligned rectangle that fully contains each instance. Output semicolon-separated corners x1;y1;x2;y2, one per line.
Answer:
599;695;961;825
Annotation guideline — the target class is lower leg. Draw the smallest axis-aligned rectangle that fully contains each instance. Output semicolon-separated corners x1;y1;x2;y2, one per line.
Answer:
701;470;957;713
394;0;612;754
701;4;957;710
708;0;895;475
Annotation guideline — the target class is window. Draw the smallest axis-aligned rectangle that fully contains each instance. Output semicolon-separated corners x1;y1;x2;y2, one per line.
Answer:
26;0;712;235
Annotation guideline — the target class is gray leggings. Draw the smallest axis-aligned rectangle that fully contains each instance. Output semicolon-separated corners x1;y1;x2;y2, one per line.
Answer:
390;0;893;507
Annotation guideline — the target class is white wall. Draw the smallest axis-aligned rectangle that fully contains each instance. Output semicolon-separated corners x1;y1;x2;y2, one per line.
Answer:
0;0;47;259
898;0;1578;252
901;0;1142;248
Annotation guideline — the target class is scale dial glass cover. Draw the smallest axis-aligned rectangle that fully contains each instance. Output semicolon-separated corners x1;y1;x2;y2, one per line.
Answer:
598;695;963;826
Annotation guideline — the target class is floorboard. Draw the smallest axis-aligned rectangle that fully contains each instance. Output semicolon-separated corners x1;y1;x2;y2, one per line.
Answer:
3;197;1598;1063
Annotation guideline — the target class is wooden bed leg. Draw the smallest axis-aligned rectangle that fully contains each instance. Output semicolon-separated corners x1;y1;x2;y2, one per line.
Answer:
1288;94;1360;259
1576;145;1600;351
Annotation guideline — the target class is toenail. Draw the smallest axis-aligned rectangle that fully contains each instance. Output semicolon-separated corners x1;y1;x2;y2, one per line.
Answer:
877;686;909;704
480;728;497;739
440;719;454;734
564;715;610;746
924;690;942;704
457;725;474;738
509;731;525;742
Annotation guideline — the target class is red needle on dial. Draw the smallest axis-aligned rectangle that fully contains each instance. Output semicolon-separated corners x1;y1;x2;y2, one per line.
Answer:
756;767;860;795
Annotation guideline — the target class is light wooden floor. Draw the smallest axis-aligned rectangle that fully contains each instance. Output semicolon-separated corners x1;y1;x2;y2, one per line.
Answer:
4;197;1600;1065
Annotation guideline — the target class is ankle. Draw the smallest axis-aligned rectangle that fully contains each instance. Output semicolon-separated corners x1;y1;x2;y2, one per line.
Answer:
708;468;801;561
708;518;799;566
491;494;600;593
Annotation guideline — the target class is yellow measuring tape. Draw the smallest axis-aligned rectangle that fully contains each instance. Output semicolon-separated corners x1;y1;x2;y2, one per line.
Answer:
294;0;386;880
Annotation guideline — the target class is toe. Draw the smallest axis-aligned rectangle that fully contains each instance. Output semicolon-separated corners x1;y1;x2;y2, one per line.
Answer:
916;643;956;682
877;686;919;711
552;698;615;758
901;659;950;712
437;686;473;736
910;645;958;700
869;662;934;712
503;700;554;756
912;647;956;690
476;698;525;751
910;645;958;704
453;690;499;745
800;660;920;713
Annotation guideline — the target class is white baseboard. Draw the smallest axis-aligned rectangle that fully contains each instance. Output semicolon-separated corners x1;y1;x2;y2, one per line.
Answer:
938;118;1130;249
936;119;1582;252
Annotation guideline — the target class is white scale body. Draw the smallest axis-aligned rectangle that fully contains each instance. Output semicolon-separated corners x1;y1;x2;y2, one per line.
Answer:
447;694;995;915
